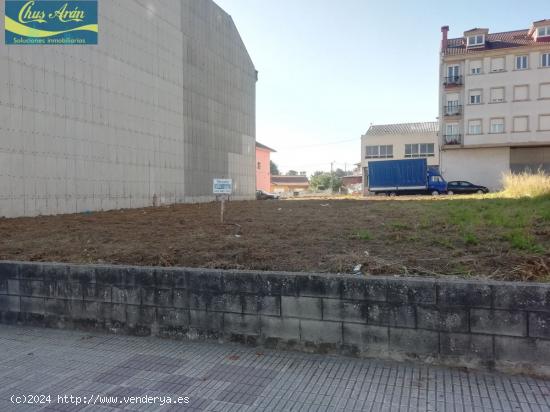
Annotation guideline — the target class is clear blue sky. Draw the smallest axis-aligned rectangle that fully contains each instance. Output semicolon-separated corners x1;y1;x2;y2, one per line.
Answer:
215;0;546;175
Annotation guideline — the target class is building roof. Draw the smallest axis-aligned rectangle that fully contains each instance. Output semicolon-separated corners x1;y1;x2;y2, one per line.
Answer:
365;122;439;136
341;175;363;185
444;28;548;56
464;28;489;33
256;142;276;152
271;176;309;186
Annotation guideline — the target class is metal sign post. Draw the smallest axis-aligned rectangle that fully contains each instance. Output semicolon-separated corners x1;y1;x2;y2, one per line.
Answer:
213;179;232;223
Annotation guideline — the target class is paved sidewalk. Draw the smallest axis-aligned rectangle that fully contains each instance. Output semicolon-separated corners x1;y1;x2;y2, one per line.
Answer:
0;326;549;411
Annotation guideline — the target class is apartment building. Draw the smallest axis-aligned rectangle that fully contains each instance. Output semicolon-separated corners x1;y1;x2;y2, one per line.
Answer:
439;20;550;190
361;122;439;193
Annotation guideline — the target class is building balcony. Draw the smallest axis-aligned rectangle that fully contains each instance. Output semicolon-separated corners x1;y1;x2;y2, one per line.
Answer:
443;134;462;145
443;76;463;87
444;105;462;116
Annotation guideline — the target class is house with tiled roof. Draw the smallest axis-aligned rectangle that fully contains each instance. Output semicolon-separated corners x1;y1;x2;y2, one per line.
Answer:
360;122;439;193
271;175;310;195
439;19;550;190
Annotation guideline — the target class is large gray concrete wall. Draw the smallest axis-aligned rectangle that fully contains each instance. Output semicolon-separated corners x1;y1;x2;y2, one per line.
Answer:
2;261;550;377
0;0;256;217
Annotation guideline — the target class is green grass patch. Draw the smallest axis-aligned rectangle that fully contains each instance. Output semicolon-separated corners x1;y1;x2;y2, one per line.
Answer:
352;229;371;241
463;232;479;246
504;230;545;253
350;194;548;280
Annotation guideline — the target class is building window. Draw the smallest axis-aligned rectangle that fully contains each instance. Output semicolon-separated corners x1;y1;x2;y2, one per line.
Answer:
445;93;460;115
468;119;482;135
444;124;460;144
540;115;550;131
540;83;550;99
445;123;459;136
405;143;435;158
513;116;529;132
467;35;484;46
446;65;460;83
515;55;528;70
469;90;482;104
470;60;482;75
542;53;550;68
513;85;529;101
538;26;550;37
490;87;505;103
379;145;393;158
490;118;505;134
447;65;459;77
491;57;505;72
366;145;393;159
366;146;378;158
257;162;261;170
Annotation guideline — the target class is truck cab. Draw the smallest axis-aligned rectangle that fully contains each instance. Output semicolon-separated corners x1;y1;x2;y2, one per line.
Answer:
427;168;447;195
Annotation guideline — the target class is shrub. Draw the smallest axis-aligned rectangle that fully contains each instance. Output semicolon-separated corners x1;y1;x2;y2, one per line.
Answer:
501;170;550;198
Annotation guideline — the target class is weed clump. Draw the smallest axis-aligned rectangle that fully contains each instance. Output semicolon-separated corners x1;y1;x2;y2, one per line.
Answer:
502;170;550;198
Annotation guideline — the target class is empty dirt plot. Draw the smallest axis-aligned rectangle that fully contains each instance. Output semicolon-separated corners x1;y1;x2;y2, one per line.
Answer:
0;196;548;281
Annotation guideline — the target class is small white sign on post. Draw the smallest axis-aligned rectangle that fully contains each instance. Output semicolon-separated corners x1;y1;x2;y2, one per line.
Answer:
213;179;232;223
213;179;233;195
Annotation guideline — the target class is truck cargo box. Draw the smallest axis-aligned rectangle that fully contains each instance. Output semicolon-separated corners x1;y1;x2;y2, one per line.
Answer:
367;159;447;195
368;159;428;191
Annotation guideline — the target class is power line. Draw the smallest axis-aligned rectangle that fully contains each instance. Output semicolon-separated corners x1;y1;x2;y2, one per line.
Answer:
275;138;359;150
274;160;359;169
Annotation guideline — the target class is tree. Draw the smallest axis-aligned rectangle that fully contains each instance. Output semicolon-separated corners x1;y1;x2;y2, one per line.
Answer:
334;168;352;178
286;170;298;176
270;160;280;175
309;172;343;192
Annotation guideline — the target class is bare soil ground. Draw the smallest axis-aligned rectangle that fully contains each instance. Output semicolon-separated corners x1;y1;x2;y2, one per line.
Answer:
0;196;549;281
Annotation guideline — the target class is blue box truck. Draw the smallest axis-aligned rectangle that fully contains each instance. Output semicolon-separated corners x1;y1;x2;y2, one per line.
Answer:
367;158;447;196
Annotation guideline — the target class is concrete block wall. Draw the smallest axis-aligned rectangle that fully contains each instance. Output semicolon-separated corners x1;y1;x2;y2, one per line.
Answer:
1;261;550;376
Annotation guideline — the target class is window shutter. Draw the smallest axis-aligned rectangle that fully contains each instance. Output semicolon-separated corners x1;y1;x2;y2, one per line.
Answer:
540;115;550;131
491;88;505;102
514;85;529;101
491;57;505;72
470;60;482;73
540;83;550;99
513;117;528;132
469;90;481;104
446;93;459;104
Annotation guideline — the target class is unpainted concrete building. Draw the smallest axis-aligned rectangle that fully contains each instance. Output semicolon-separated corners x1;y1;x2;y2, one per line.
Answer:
0;0;257;217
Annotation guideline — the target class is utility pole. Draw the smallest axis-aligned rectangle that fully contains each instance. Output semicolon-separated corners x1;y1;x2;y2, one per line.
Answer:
330;161;334;194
